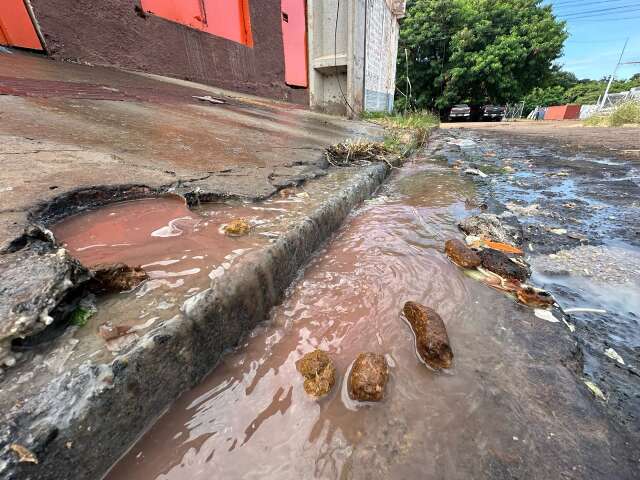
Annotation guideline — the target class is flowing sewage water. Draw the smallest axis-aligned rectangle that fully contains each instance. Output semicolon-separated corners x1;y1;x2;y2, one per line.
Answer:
104;153;627;479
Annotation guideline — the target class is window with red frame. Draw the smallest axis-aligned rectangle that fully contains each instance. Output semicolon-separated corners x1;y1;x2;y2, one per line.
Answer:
141;0;253;46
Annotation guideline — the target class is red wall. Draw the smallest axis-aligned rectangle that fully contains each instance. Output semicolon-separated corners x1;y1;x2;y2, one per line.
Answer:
544;104;581;121
0;0;43;50
28;0;308;104
140;0;253;46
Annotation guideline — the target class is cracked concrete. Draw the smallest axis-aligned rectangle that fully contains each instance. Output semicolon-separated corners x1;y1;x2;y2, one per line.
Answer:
0;50;383;376
0;50;381;250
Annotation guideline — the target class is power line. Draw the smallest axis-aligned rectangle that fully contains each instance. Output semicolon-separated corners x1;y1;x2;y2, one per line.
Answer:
553;0;638;9
570;14;640;23
558;4;640;19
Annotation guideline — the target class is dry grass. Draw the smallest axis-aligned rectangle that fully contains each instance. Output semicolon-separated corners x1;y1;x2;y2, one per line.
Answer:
325;139;393;166
584;101;640;127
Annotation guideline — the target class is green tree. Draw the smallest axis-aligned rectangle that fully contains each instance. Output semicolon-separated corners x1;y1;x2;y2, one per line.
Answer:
397;0;567;112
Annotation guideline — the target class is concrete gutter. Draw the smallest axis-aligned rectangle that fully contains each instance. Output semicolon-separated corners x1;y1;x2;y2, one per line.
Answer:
0;163;391;480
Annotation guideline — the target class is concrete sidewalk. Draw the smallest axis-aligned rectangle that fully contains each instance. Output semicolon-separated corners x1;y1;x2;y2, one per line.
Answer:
0;50;380;250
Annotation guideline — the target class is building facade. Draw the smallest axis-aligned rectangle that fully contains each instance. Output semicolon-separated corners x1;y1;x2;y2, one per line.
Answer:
0;0;405;115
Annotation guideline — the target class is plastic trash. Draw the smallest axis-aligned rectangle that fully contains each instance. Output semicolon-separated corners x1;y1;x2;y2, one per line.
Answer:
584;381;607;401
604;348;625;365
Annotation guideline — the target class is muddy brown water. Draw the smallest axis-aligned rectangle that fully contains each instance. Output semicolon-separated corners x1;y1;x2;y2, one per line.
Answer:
105;159;629;479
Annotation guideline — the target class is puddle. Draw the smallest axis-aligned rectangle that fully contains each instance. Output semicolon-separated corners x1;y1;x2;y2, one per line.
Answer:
1;169;386;396
105;159;618;478
436;129;640;430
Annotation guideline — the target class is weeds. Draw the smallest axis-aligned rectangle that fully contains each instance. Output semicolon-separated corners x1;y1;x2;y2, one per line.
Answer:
584;101;640;127
326;111;439;167
325;140;392;166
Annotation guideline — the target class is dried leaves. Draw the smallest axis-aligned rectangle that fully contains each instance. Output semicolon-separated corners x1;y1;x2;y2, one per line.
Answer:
325;140;393;167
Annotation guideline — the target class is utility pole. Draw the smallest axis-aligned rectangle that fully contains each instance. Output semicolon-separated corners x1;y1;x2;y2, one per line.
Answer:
599;38;629;109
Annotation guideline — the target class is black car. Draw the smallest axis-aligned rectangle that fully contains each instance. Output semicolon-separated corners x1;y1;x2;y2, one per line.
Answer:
448;104;472;121
481;105;505;121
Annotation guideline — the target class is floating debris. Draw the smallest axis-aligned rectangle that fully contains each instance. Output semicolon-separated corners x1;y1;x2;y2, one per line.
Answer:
98;322;132;341
604;348;625;365
584;381;607;402
464;168;488;178
296;350;336;398
348;352;389;402
403;302;453;369
564;307;607;315
9;444;38;464
223;218;251;236
478;239;523;255
516;286;555;308
89;263;148;293
534;309;560;323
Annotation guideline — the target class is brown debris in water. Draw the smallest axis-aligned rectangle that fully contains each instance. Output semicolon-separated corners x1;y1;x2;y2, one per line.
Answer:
223;218;251;236
403;302;453;369
296;350;336;398
348;352;389;402
279;188;297;198
516;287;555;308
9;444;38;464
98;321;132;341
89;263;148;293
445;239;481;268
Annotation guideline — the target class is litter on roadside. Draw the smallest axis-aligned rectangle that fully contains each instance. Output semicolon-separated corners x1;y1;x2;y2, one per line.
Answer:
534;309;560;323
192;95;225;104
564;307;607;314
604;348;625;365
584;380;607;402
464;168;488;178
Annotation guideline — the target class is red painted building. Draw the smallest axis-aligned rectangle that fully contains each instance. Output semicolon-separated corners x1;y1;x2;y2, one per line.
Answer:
1;0;310;104
1;0;404;114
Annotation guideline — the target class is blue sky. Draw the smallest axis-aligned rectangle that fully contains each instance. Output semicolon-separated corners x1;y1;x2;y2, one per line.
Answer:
543;0;640;80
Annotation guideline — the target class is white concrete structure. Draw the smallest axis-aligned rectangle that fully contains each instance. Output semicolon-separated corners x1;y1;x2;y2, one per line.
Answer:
307;0;405;117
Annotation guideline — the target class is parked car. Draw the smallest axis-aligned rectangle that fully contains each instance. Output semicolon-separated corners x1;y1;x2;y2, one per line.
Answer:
448;104;472;121
481;105;505;121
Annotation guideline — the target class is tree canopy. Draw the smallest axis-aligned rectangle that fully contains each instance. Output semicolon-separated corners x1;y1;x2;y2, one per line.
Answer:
397;0;568;111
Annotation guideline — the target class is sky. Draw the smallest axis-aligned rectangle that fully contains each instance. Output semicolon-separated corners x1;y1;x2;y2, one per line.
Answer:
543;0;640;80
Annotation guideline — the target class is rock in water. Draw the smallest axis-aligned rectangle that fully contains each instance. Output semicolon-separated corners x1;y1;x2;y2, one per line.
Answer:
479;248;530;281
348;352;389;402
445;239;481;268
224;218;251;236
90;264;148;293
296;350;336;398
403;302;453;369
459;213;523;246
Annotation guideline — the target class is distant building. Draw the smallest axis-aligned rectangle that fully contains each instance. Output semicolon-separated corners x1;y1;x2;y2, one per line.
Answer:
1;0;405;116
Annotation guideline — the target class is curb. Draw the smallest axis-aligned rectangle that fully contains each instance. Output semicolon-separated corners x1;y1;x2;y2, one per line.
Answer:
0;163;391;480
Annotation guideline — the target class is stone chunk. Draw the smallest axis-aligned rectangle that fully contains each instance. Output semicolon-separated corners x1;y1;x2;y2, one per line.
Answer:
296;349;336;398
348;352;389;402
403;302;453;369
459;213;523;246
445;239;481;268
479;248;530;281
223;218;251;236
89;264;148;293
0;239;88;368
